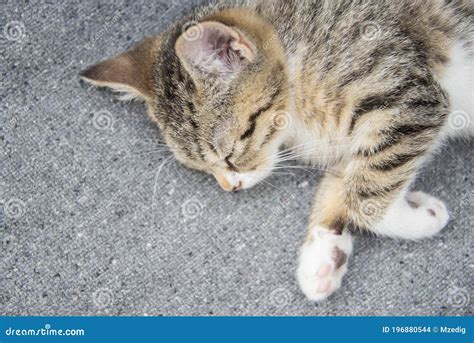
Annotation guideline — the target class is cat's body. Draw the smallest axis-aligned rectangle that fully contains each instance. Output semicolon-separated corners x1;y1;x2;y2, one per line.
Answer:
81;0;473;301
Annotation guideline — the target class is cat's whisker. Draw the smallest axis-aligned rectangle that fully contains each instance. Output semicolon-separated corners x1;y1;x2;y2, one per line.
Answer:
271;165;322;174
131;143;169;147
151;155;174;209
272;164;335;171
261;141;330;165
264;140;351;164
259;178;281;191
263;141;317;162
272;152;341;164
261;180;278;190
127;137;166;142
266;163;342;178
130;147;170;153
127;139;168;145
268;170;298;176
278;141;350;156
274;147;347;161
126;149;171;158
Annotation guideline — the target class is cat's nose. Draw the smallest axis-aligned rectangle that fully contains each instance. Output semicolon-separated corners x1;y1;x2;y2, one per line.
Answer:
214;172;242;192
231;181;242;192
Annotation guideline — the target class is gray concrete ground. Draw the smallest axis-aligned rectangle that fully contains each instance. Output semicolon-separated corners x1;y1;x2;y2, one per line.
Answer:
1;0;472;316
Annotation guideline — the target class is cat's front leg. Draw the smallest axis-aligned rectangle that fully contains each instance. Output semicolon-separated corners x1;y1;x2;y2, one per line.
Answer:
297;174;355;301
296;81;454;300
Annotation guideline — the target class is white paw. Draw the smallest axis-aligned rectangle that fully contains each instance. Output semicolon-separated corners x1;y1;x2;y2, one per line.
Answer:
406;191;449;236
296;227;352;301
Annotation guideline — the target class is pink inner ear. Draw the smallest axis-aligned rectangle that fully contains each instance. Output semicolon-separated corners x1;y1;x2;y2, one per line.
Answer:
177;21;255;76
216;40;244;71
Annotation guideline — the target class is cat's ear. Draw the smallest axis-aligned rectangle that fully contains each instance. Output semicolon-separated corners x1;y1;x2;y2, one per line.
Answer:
175;21;256;77
80;37;159;102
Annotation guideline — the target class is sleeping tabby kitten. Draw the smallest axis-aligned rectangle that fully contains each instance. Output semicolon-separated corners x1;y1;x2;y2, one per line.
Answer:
81;0;473;301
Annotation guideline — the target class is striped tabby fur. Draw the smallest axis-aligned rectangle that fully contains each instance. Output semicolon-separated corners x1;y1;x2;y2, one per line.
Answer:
81;0;473;301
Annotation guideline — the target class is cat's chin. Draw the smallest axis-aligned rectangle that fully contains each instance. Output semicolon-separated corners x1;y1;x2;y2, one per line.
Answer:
237;169;272;190
214;169;272;192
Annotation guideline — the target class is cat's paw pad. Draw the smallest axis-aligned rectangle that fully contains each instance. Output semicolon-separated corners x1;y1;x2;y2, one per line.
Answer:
406;191;449;234
296;227;352;301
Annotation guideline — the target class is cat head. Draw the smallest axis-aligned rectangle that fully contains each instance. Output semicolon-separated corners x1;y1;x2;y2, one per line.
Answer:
81;10;291;191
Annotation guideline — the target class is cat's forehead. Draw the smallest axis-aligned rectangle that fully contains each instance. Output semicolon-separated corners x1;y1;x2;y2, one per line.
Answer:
210;114;238;156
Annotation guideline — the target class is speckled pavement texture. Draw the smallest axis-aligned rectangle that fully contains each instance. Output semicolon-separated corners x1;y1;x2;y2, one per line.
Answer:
1;0;472;316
